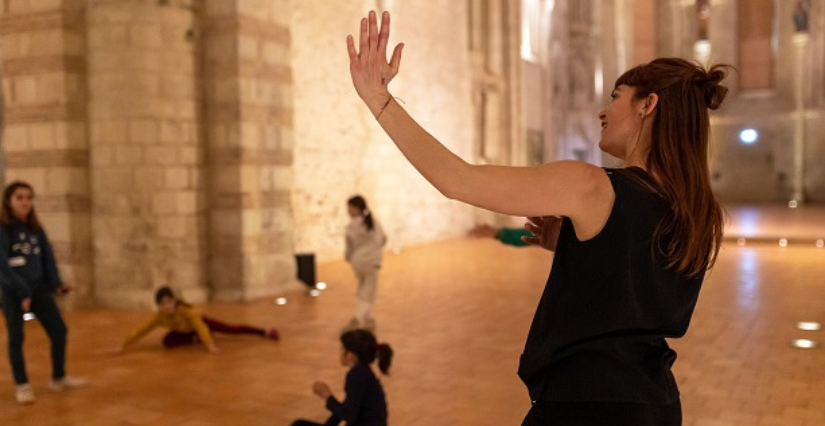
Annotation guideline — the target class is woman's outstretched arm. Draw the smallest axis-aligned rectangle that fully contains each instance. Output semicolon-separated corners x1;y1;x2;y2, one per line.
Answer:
346;11;612;222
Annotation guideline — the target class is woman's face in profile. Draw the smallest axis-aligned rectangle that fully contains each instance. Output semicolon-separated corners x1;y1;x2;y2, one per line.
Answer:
598;85;644;160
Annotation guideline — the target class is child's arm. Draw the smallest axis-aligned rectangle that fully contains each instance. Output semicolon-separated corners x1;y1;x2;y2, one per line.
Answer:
182;308;217;351
120;313;161;351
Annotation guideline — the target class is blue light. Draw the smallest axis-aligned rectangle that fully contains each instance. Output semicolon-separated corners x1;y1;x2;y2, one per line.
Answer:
739;128;758;144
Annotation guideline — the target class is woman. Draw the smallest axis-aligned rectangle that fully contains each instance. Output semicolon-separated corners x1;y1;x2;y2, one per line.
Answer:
0;181;87;404
344;195;386;331
346;11;727;425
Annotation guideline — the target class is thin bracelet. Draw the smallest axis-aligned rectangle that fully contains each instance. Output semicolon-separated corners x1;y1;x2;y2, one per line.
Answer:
375;96;393;120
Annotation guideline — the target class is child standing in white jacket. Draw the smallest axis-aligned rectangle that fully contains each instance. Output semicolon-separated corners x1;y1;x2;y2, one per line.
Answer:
344;196;386;331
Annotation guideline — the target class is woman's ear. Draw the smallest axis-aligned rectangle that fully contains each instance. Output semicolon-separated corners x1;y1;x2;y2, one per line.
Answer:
642;93;659;117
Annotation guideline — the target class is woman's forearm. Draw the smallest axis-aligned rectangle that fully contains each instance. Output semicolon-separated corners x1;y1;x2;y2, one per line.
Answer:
375;97;471;200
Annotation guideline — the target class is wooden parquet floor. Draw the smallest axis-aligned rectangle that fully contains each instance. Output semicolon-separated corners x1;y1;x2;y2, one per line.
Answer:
1;236;824;425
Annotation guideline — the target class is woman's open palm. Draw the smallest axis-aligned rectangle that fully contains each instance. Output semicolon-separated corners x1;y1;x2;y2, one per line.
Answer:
346;11;404;114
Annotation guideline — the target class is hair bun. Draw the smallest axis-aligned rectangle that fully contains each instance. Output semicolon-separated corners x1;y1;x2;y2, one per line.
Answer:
700;65;730;110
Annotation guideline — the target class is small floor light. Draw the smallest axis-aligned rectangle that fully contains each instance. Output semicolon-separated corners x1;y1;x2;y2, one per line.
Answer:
737;238;747;246
797;322;822;331
816;239;824;248
275;297;288;306
791;339;818;349
788;200;798;209
779;238;788;248
316;282;328;290
309;289;321;297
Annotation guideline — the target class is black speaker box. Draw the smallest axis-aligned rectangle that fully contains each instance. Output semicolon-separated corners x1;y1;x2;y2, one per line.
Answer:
295;253;316;288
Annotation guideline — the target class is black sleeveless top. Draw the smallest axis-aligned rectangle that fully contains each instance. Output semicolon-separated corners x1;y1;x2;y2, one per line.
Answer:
517;167;704;405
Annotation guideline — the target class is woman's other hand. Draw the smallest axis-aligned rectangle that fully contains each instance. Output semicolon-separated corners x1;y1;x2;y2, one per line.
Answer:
522;216;563;251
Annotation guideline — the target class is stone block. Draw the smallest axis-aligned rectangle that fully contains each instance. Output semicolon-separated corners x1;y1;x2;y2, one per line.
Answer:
37;212;71;241
90;146;113;166
29;30;64;56
87;26;129;50
91;120;128;144
4;125;29;151
130;24;164;48
145;146;178;165
36;72;68;104
209;210;242;237
152;191;178;215
157;216;189;239
28;122;56;150
92;168;133;193
209;166;240;193
46;167;88;195
12;75;37;105
129;119;160;144
54;121;88;150
164;167;190;189
178;146;199;165
176;190;198;215
5;168;47;190
133;167;165;191
160;75;195;100
113;145;143;165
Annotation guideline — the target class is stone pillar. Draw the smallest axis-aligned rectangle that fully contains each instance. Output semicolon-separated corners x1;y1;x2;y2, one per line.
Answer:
202;0;296;301
86;0;206;307
0;0;92;307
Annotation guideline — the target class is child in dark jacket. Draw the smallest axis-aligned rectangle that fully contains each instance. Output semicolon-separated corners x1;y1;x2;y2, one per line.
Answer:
0;181;87;405
291;329;393;426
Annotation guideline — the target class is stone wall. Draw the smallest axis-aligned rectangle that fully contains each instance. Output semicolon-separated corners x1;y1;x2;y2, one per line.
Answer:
0;0;92;307
289;1;476;260
203;0;297;301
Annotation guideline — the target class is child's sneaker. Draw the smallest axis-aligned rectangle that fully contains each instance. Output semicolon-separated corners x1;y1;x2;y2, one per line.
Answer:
266;328;280;341
16;383;34;404
49;375;88;392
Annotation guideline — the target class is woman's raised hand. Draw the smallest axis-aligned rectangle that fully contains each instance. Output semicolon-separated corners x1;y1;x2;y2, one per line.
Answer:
346;10;404;117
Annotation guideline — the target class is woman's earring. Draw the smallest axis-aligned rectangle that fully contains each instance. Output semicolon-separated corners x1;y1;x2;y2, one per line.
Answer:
638;111;644;118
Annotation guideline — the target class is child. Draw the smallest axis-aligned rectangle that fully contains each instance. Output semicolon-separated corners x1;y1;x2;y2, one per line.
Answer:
291;329;393;426
344;196;386;331
115;286;279;354
0;181;88;404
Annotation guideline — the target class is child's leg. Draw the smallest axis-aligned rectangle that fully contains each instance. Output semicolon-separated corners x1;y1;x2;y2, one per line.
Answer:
162;331;198;348
1;290;29;384
30;290;68;380
202;316;265;337
354;266;379;325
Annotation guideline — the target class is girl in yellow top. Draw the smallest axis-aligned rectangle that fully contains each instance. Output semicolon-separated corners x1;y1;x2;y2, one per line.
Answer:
116;287;279;354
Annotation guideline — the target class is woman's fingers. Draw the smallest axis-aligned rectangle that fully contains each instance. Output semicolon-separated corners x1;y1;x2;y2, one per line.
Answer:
522;236;540;245
359;17;368;57
368;10;379;51
389;43;404;77
346;35;358;61
377;11;390;56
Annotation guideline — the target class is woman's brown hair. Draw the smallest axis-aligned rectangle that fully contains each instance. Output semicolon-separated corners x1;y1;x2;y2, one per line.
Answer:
616;58;730;277
1;181;42;229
